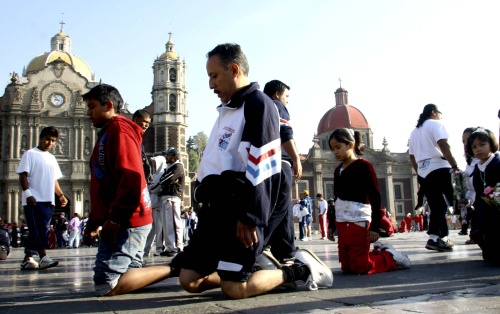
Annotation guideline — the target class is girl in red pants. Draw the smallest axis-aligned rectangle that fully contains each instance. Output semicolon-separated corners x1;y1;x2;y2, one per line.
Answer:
329;128;410;274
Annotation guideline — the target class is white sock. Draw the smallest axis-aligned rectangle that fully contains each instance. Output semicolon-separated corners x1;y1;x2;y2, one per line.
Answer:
429;234;439;241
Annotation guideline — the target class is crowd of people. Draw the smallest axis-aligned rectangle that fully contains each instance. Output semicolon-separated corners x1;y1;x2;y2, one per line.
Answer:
2;42;498;302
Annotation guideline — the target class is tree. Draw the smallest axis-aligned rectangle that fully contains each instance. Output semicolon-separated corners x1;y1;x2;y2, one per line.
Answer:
188;149;199;173
193;132;208;158
186;136;196;151
186;132;207;172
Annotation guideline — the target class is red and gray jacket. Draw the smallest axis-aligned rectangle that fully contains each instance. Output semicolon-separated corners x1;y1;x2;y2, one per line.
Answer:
89;115;152;228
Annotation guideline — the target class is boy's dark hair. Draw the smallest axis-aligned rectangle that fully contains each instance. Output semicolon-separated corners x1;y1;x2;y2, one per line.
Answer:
466;128;499;157
316;193;323;198
133;109;151;120
207;43;249;76
39;126;59;139
82;84;123;114
328;128;364;156
263;80;290;98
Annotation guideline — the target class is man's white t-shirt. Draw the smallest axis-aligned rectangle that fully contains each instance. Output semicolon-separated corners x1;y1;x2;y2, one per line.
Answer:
17;147;63;206
409;119;450;178
318;199;328;215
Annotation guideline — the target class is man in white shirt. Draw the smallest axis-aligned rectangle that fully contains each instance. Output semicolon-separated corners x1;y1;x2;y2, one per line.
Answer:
17;126;68;270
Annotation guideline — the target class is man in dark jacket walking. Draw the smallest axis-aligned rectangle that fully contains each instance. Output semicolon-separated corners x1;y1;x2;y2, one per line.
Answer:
158;147;185;256
55;212;68;248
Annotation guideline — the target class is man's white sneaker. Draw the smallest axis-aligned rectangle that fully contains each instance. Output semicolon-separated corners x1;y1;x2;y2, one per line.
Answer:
20;257;39;270
295;249;333;290
39;255;59;270
385;249;411;269
256;251;281;270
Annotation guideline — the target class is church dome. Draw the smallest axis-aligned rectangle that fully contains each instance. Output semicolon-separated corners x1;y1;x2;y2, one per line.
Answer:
25;25;94;82
26;51;93;81
317;104;370;134
316;86;370;135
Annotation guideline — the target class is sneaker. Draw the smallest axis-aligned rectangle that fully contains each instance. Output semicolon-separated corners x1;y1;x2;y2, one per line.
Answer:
256;251;297;289
425;239;440;251
465;239;476;245
294;249;333;291
299;238;309;242
279;257;296;267
20;257;39;270
256;250;281;270
385;249;411;269
458;231;468;236
39;255;59;270
440;238;454;250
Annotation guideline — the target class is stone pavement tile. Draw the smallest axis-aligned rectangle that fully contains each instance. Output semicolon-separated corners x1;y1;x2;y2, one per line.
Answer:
1;231;499;313
370;285;500;314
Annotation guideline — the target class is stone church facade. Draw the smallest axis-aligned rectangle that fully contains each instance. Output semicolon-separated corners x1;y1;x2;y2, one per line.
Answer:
0;25;418;226
0;26;189;223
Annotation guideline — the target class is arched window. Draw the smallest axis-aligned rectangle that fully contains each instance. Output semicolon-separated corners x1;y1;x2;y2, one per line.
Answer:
169;68;177;82
169;94;177;112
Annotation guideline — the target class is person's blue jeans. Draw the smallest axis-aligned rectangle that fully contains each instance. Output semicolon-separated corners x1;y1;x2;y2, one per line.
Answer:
23;202;53;256
94;224;151;292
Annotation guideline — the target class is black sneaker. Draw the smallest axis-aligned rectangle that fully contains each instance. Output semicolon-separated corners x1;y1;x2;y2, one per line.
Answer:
425;239;440;251
439;239;454;251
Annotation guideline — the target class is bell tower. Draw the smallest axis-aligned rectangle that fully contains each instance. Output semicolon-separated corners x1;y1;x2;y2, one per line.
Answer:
151;32;190;205
151;32;188;156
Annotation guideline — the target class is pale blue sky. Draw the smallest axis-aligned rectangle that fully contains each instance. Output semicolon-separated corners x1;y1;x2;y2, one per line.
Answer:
1;0;499;167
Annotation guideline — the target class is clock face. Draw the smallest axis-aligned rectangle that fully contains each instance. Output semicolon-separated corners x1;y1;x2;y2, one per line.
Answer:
51;93;64;106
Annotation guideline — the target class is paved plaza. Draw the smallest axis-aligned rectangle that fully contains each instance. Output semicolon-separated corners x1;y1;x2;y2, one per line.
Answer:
1;231;499;313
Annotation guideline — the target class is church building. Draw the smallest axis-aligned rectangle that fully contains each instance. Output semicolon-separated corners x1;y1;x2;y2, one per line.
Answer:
0;24;417;226
296;86;419;223
0;25;189;223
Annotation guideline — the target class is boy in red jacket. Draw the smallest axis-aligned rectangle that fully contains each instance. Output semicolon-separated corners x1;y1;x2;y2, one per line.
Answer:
83;84;172;296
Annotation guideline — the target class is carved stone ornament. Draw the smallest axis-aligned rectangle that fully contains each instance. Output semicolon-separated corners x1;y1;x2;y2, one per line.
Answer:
53;62;65;78
31;87;39;103
14;87;22;102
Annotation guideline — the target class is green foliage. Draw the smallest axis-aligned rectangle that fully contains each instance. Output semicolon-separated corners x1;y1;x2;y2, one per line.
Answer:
188;149;199;172
186;132;207;172
193;132;208;157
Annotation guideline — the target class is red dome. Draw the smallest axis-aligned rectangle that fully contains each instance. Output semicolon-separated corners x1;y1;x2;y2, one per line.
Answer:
317;105;370;135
